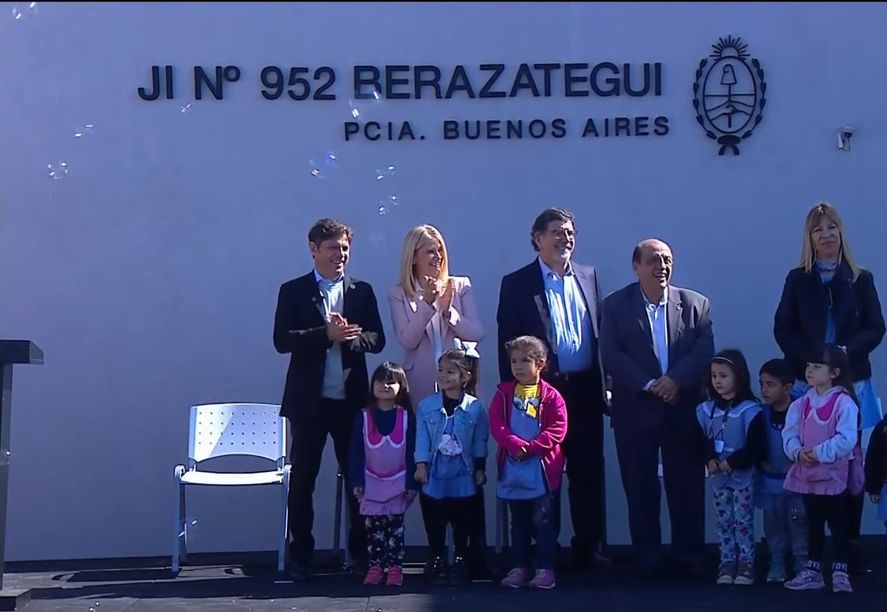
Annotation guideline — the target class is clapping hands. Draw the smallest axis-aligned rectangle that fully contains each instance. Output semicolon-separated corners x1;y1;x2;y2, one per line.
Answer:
327;312;362;342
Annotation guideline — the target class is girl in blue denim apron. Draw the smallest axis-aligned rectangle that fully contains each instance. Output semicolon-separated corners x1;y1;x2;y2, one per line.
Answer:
414;348;489;584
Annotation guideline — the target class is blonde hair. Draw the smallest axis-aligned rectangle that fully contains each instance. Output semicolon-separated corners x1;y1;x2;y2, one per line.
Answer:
397;225;450;299
800;201;861;281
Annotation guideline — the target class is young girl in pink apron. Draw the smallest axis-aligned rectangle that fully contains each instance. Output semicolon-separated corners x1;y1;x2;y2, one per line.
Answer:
349;362;418;586
782;344;861;593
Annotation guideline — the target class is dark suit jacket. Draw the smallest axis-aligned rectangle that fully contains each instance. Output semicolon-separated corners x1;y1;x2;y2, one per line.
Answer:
600;283;713;430
774;263;885;382
496;259;606;406
273;271;385;421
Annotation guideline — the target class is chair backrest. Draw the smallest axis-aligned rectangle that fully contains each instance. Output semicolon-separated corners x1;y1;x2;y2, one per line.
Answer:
187;403;286;468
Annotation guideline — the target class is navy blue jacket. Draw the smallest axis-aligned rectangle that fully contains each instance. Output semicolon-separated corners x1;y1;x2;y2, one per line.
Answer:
774;263;884;382
496;259;606;408
273;272;385;420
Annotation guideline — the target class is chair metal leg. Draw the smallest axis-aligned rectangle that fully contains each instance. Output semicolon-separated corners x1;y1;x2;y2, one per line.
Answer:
180;483;188;564
343;474;353;569
495;499;509;554
495;499;503;554
172;466;186;574
333;472;343;562
279;467;291;574
601;456;608;548
172;483;182;574
446;525;454;563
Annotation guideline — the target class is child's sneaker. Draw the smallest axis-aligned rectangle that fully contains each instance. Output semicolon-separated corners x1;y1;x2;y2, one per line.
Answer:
527;568;556;590
363;565;384;585
784;568;825;590
449;556;468;585
766;563;786;583
500;567;530;589
385;565;403;587
831;571;852;593
429;556;448;585
716;561;736;585
733;562;754;586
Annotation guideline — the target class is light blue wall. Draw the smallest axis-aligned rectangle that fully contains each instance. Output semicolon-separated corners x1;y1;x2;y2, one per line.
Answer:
3;2;887;560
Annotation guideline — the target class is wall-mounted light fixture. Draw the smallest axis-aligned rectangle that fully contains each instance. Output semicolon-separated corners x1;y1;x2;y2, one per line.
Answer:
838;126;854;151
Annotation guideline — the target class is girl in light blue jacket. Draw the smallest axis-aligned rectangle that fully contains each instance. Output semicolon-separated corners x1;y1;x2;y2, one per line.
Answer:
414;348;489;584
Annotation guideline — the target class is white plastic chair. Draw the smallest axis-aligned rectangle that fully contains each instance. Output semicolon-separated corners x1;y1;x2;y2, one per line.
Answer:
172;403;291;574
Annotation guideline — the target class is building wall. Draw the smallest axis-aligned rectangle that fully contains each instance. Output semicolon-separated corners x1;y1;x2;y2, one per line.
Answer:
2;1;887;560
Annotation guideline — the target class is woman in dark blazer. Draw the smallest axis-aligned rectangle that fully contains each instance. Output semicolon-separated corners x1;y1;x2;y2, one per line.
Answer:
774;200;885;574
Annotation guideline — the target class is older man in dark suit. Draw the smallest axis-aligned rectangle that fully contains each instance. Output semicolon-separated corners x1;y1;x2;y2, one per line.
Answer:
600;238;713;577
496;207;610;570
273;218;385;581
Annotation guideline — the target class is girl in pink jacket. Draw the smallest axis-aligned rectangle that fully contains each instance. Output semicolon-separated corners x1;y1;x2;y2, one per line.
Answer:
489;335;567;590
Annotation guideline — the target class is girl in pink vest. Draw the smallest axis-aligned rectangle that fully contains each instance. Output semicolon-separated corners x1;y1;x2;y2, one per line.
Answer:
782;344;860;593
349;362;418;586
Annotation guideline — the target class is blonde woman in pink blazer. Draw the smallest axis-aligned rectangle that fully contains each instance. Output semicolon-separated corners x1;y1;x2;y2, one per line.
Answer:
387;225;485;402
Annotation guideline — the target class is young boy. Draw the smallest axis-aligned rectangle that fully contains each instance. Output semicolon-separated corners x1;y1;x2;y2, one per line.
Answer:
864;413;887;533
756;358;809;582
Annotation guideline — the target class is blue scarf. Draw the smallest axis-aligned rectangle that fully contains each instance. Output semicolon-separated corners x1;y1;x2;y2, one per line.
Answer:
816;259;838;282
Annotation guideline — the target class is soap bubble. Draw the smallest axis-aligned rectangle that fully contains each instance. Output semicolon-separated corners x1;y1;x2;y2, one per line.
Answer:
74;124;95;139
377;195;400;215
12;3;38;20
308;159;326;179
48;161;69;180
375;165;396;181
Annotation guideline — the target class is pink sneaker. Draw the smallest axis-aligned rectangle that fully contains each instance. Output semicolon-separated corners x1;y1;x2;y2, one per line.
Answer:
500;567;530;588
363;565;384;585
528;568;556;590
784;568;825;591
385;565;403;587
831;571;852;593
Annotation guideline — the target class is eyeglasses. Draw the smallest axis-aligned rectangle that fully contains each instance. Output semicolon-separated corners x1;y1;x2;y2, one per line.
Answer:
548;228;575;240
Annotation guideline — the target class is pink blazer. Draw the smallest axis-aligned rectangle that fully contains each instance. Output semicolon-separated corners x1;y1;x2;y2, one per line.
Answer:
387;275;484;400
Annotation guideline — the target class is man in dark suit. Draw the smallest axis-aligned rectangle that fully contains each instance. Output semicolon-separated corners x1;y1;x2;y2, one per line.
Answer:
600;238;713;577
496;207;610;570
273;218;385;581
